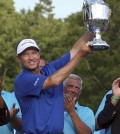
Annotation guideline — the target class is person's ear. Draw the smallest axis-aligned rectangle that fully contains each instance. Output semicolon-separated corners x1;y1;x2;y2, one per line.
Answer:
16;56;21;63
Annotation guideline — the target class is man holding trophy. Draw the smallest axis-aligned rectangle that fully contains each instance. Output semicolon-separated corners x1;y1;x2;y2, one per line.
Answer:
13;0;112;133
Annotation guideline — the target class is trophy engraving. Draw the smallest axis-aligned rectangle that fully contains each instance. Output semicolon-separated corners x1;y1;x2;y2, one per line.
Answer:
83;0;110;51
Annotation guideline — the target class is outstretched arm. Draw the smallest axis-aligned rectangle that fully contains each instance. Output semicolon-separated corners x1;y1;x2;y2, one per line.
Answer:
42;32;93;90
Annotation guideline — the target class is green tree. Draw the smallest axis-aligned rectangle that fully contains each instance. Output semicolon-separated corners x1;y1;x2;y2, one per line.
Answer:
52;0;120;112
34;0;53;17
0;0;23;91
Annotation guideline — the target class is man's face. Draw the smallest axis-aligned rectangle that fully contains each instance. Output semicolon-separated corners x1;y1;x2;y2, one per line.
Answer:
64;78;81;100
18;47;40;71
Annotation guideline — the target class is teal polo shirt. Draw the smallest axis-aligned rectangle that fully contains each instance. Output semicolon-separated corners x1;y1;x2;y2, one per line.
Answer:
1;91;23;134
64;102;95;134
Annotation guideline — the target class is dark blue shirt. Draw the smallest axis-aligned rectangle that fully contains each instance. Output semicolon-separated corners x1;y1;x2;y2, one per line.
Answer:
14;52;70;134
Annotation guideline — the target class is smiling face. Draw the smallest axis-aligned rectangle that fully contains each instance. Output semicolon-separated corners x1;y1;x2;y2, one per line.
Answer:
17;47;40;74
64;78;81;100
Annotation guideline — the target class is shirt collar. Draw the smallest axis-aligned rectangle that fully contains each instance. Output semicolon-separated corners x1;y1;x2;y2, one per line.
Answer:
75;102;80;110
1;90;5;95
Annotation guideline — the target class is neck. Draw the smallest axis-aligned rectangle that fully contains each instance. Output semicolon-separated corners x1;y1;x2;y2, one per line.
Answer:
31;68;41;75
23;66;41;75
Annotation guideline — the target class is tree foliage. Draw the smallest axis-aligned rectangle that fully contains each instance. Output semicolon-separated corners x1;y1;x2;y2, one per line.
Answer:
0;0;120;112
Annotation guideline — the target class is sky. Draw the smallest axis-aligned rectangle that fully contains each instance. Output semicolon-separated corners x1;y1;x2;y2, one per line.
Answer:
13;0;84;19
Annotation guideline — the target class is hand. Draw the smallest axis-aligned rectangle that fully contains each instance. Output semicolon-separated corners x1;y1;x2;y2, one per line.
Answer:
64;93;76;114
9;103;19;119
79;41;92;57
112;78;120;98
109;9;112;16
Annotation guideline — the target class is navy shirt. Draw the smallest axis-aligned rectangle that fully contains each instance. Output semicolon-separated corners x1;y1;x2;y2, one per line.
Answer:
95;90;112;134
14;52;70;134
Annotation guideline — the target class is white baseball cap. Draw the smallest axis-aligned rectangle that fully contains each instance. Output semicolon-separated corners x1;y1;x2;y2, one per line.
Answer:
17;39;40;55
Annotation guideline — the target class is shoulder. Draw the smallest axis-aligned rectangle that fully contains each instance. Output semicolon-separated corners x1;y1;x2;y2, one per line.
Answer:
99;90;112;104
1;91;13;103
1;91;16;109
76;103;94;115
83;106;94;114
14;72;40;86
15;71;31;81
1;90;12;97
105;90;112;95
103;90;112;102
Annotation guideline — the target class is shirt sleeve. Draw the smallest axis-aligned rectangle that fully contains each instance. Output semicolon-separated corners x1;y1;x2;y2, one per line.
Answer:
14;73;47;97
47;51;70;71
83;108;95;134
97;101;117;128
95;90;112;118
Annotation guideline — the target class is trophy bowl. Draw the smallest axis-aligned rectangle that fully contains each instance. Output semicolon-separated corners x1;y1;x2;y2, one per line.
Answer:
83;0;110;51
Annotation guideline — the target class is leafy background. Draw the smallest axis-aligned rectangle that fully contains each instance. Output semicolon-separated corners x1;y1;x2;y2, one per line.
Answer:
0;0;119;113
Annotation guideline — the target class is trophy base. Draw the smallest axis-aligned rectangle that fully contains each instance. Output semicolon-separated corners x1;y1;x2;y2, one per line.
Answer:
90;40;110;51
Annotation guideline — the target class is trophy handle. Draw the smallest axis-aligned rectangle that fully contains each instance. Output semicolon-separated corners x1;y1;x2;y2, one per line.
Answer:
83;0;90;21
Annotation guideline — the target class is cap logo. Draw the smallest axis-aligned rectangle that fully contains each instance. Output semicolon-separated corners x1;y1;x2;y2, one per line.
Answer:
21;41;34;46
34;78;40;86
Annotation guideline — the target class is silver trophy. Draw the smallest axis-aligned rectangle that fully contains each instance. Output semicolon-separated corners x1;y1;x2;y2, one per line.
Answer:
83;0;110;51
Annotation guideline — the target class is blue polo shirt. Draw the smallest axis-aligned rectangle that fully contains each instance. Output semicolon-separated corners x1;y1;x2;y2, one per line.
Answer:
14;52;70;134
94;129;105;134
95;90;112;134
64;102;95;134
0;91;23;134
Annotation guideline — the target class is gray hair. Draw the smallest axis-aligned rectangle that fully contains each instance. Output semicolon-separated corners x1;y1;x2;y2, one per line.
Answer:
63;74;83;90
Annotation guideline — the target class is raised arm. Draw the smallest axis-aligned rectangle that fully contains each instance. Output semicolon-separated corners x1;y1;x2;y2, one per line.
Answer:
112;78;120;101
43;40;91;89
70;31;93;60
95;78;120;130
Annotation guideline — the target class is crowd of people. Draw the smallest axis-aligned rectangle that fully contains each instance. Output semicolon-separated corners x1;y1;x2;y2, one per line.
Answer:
0;29;119;134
